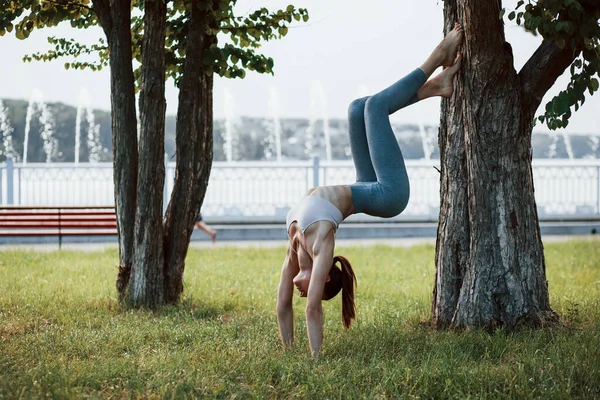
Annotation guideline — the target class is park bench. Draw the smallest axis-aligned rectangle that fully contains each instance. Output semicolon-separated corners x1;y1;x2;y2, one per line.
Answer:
0;206;117;248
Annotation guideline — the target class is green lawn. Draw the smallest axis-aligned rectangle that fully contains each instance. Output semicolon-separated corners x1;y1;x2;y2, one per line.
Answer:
1;239;599;399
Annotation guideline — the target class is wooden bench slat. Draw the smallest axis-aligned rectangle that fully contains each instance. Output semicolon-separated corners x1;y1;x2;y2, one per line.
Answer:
0;215;117;223
0;206;118;243
0;212;116;217
0;222;117;229
0;229;118;237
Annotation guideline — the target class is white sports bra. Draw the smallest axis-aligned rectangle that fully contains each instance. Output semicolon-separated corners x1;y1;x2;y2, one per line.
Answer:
286;195;344;237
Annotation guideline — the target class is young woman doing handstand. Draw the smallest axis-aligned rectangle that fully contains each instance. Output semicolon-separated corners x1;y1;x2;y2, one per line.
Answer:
277;23;464;357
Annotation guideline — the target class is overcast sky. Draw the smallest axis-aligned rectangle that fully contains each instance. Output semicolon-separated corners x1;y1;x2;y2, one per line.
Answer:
1;0;598;134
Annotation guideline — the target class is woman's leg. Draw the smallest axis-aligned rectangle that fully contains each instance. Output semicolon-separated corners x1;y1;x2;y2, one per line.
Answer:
348;69;427;217
347;97;376;182
350;23;464;217
347;69;432;185
195;220;217;243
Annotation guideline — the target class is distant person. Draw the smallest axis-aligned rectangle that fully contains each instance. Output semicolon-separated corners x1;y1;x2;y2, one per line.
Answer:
276;23;464;357
194;212;217;243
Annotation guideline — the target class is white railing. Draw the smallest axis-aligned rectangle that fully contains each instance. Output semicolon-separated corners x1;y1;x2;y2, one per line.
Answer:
2;157;600;221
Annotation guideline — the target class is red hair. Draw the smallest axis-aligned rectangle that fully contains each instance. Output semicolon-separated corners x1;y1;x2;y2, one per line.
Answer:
322;255;357;329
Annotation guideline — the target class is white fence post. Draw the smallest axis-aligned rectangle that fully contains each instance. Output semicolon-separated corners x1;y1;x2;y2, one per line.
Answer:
6;156;14;205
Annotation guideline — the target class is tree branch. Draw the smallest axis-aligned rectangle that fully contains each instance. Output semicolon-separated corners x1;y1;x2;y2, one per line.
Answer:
518;40;581;118
92;0;111;40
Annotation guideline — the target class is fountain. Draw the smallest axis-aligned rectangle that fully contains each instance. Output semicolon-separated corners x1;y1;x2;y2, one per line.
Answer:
263;86;282;162
75;92;83;163
546;131;576;159
563;132;574;159
223;88;237;162
23;90;42;164
547;132;558;158
306;80;331;161
304;116;315;158
0;100;17;161
23;90;57;163
87;112;102;163
588;135;599;158
75;88;103;163
418;120;434;160
39;103;58;163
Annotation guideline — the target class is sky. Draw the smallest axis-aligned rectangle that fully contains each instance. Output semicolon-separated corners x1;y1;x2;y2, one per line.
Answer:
1;0;599;134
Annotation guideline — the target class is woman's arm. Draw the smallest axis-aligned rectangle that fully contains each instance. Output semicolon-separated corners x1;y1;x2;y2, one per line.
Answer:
305;231;334;358
276;246;298;349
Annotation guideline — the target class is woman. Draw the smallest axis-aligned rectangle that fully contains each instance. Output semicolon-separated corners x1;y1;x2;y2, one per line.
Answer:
277;23;464;357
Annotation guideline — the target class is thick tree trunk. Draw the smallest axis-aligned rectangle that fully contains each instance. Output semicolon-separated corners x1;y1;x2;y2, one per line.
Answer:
127;0;168;307
163;0;215;304
94;0;139;301
433;1;556;329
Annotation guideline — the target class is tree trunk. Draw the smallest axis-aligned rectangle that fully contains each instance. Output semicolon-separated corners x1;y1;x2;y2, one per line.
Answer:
433;0;557;329
163;0;215;304
94;0;139;301
94;0;217;307
127;0;168;307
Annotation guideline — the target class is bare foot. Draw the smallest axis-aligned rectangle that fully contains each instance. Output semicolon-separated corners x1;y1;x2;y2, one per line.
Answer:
434;22;464;67
417;52;463;100
435;53;463;98
211;231;217;243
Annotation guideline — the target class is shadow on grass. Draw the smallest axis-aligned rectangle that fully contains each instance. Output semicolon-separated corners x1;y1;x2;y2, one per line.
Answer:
156;297;237;321
325;315;589;367
60;296;239;324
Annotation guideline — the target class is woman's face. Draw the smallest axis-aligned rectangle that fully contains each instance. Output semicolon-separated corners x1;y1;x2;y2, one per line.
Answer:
292;270;311;297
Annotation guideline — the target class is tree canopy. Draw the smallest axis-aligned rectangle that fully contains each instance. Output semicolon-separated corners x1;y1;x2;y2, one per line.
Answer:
0;0;308;83
505;0;600;129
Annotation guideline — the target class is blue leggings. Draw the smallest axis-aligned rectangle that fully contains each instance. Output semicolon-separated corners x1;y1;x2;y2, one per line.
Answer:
348;68;427;217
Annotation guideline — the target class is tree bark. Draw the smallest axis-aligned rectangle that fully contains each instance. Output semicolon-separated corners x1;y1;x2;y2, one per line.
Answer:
94;0;139;301
433;0;559;329
94;0;217;307
127;0;168;307
163;0;216;304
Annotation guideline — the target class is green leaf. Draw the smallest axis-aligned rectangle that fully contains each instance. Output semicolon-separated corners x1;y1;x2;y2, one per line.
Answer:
563;21;576;35
590;78;599;92
508;11;516;20
556;21;563;32
278;26;288;36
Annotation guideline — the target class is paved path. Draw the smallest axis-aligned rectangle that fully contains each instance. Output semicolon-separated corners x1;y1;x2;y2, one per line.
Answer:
0;234;597;252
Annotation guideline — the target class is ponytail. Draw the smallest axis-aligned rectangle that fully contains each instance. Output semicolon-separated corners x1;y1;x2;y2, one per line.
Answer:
322;255;357;329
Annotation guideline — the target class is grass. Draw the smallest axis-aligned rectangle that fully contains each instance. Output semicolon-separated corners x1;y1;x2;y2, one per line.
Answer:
1;238;599;399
